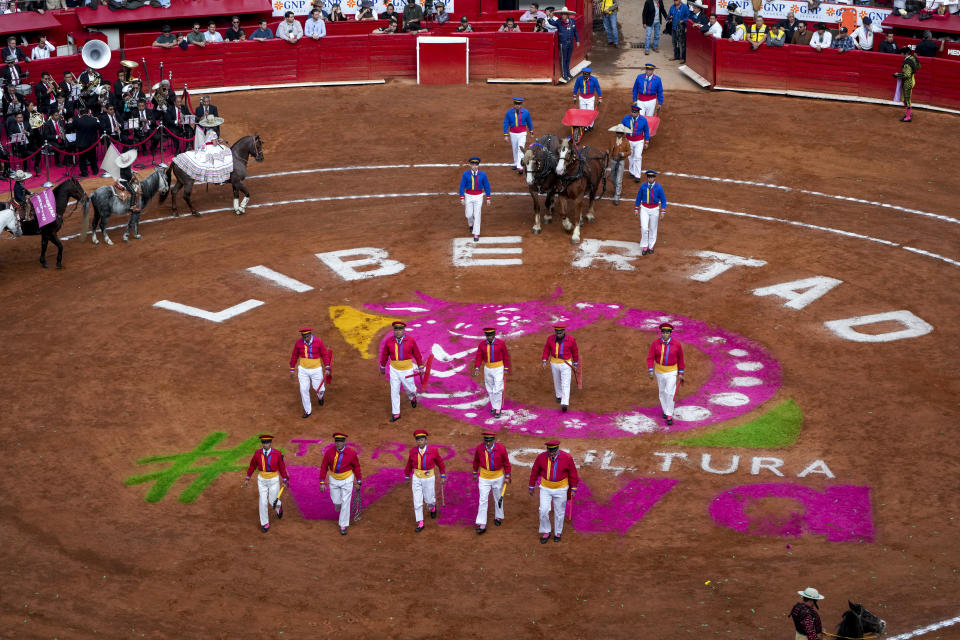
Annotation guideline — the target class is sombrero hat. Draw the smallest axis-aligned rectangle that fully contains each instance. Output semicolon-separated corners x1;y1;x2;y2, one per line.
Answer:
608;123;630;134
197;114;224;128
115;149;138;169
12;169;32;181
556;5;575;14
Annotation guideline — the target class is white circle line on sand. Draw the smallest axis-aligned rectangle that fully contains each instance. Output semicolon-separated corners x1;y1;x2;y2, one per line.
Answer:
243;163;958;226
56;191;960;269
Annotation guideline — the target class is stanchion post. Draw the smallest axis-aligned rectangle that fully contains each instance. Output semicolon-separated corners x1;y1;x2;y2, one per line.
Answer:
42;142;53;188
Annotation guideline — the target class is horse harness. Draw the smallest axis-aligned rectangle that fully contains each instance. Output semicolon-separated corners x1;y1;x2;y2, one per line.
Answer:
557;145;603;196
527;141;558;193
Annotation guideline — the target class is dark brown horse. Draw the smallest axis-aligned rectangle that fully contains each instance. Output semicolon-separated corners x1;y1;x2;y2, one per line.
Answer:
161;135;264;217
835;602;886;638
522;134;561;235
15;177;88;268
554;137;608;244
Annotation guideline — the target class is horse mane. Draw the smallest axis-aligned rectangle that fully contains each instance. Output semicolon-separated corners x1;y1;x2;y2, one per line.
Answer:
138;168;166;206
836;608;862;638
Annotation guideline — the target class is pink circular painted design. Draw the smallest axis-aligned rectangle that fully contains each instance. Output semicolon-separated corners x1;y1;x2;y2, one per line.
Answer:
368;291;782;439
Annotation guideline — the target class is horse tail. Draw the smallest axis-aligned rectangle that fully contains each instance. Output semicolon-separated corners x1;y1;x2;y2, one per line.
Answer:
158;164;174;204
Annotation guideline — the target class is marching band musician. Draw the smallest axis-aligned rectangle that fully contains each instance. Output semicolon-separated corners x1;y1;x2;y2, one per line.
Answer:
2;84;24;117
0;55;28;88
99;103;124;145
73;105;102;178
5;112;32;168
25;101;44;173
60;71;81;102
78;64;103;97
34;72;59;115
42;109;74;167
163;93;192;154
125;97;158;154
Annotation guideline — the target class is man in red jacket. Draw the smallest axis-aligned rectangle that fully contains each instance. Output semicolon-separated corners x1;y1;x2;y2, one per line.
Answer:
474;327;512;418
541;325;580;412
379;321;426;422
243;434;290;533
472;431;512;534
289;326;332;419
646;322;685;425
528;440;579;543
319;433;363;535
403;429;447;532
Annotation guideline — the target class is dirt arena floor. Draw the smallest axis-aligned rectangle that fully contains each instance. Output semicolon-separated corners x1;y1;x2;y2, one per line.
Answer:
1;82;959;639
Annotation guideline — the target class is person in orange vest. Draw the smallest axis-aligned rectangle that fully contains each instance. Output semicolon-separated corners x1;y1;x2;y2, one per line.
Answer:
646;322;685;425
472;431;512;534
243;434;290;533
319;433;363;535
528;440;579;543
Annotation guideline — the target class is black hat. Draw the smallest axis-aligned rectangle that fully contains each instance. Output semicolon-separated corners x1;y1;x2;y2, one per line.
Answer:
816;22;827;29
162;24;172;33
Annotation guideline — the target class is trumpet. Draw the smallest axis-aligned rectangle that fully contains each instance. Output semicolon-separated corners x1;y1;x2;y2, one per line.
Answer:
29;110;45;129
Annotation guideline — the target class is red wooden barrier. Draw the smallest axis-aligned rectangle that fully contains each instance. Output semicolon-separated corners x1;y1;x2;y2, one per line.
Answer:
684;20;715;86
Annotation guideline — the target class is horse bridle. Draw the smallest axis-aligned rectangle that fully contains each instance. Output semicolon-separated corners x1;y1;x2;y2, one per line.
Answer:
525;143;557;184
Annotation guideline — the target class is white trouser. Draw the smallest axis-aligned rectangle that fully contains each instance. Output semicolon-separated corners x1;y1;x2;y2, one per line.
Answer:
297;365;325;414
538;485;567;535
389;364;418;415
638;205;660;249
627;139;645;178
483;364;505;411
550;361;572;405
411;473;436;521
577;95;596;111
635;97;657;116
257;474;281;527
329;474;354;529
655;369;678;417
464;192;484;236
476;474;505;526
509;130;527;169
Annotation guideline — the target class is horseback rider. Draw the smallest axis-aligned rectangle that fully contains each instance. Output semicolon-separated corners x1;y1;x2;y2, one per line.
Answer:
194;114;227;151
113;149;142;214
11;169;34;221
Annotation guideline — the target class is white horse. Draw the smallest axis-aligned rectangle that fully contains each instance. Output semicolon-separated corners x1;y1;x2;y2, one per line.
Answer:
0;206;22;238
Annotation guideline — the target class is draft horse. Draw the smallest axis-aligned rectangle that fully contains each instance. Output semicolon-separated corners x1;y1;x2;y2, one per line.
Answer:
161;135;264;217
522;134;562;236
14;177;88;269
553;137;608;245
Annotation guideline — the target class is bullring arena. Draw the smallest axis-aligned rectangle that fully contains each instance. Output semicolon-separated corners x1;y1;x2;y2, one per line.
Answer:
2;3;960;639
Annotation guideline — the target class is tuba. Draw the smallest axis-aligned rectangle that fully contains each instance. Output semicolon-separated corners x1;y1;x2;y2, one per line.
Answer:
80;40;110;95
29;110;45;129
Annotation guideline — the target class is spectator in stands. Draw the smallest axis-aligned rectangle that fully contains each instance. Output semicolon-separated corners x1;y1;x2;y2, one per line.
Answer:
187;23;208;47
456;15;474;31
403;0;424;32
642;0;663;53
780;11;799;44
767;22;787;46
356;1;377;21
747;14;767;49
251;19;275;41
380;2;400;21
153;25;177;48
305;8;327;38
600;0;619;47
226;17;246;41
204;22;224;43
689;0;708;29
277;12;304;42
542;7;558;31
3;37;27;63
534;17;548;31
329;4;348;21
850;16;878;50
1;56;26;88
791;21;812;44
373;16;399;33
30;35;55;60
500;17;521;31
810;22;832;50
833;26;854;51
728;16;746;41
706;14;722;38
46;0;67;9
915;30;944;56
520;2;547;20
311;0;330;18
878;32;899;53
435;2;449;24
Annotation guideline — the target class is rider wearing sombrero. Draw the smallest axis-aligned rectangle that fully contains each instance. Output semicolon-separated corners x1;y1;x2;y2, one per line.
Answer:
112;149;142;214
11;169;34;221
791;587;825;640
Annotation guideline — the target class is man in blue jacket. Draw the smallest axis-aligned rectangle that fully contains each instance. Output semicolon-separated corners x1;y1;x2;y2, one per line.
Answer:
459;157;492;242
549;7;580;82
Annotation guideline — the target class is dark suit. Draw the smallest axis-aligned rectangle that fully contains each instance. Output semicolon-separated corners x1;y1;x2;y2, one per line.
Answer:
100;111;124;141
125;107;158;153
1;63;26;88
3;45;27;63
194;103;220;134
73;113;102;175
6;117;36;171
43;118;74;166
164;103;192;153
35;81;60;115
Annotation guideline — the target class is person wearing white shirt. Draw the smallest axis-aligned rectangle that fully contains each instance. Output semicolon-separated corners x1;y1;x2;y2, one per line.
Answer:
707;14;723;38
30;36;55;60
304;8;327;39
203;23;224;43
810;23;832;50
520;2;547;20
276;11;304;43
729;18;746;41
851;16;879;50
542;7;559;32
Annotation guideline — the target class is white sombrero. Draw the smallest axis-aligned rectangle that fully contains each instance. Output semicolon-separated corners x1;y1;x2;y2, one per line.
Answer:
197;114;224;128
556;5;576;14
798;587;825;600
115;150;138;169
12;169;32;181
608;123;630;133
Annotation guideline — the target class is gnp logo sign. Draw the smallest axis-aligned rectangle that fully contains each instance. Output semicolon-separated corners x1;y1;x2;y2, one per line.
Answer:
272;0;308;16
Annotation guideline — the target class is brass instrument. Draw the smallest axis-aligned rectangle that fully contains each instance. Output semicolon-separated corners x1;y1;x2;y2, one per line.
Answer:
80;40;109;96
29;110;45;129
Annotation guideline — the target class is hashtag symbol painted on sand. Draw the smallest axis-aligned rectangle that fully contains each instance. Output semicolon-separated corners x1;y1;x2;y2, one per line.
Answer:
125;431;262;503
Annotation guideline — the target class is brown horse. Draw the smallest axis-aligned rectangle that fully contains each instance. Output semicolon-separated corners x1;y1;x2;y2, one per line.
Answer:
553;137;608;244
522;134;561;235
161;135;264;217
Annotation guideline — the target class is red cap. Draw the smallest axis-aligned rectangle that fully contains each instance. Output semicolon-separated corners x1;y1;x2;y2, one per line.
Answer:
659;323;674;331
481;431;496;438
259;434;275;441
413;429;429;438
553;324;566;331
545;440;561;448
299;327;312;334
332;432;348;440
483;327;497;334
392;321;407;329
